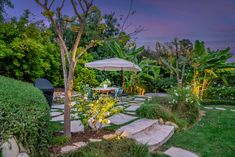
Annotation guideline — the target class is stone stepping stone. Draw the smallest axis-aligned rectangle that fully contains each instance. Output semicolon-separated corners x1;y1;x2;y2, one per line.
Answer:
125;105;140;112
50;112;63;117
215;107;226;111
52;104;64;109
133;124;174;151
51;114;64;122
108;113;137;125
134;98;146;101
204;107;213;109
165;147;199;157
231;109;235;112
60;142;87;153
71;120;84;133
60;145;77;153
116;118;157;135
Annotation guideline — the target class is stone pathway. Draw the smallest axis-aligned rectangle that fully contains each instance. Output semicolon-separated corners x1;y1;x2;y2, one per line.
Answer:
51;93;178;153
203;106;235;112
165;147;199;157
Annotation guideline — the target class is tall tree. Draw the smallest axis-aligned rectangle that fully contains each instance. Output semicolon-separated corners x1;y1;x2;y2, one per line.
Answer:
35;0;99;137
0;0;13;22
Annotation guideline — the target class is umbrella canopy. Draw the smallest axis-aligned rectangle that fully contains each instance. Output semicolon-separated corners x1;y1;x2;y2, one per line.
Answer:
85;57;141;72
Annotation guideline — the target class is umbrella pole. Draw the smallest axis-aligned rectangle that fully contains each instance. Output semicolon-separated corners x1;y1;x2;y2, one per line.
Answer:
121;69;125;89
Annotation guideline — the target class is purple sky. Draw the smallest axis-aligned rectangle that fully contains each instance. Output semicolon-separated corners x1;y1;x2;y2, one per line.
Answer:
5;0;235;61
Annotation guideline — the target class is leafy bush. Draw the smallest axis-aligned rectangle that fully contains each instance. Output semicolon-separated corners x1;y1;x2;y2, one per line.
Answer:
0;76;50;157
73;97;120;130
0;13;63;86
73;53;99;92
59;138;150;157
168;87;200;124
204;86;235;100
201;99;235;106
137;103;187;128
155;77;176;92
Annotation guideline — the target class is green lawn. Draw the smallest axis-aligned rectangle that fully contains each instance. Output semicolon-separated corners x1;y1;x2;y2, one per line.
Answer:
163;105;235;157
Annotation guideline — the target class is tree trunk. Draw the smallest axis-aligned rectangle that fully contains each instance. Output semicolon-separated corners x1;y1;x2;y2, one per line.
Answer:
64;56;76;136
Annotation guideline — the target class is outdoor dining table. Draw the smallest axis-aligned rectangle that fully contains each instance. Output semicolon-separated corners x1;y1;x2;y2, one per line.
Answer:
92;87;119;95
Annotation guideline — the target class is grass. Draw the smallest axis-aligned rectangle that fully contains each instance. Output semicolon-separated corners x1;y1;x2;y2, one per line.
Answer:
59;138;169;157
162;105;235;157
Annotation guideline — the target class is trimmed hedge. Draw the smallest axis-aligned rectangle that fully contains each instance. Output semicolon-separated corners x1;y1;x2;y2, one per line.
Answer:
0;76;50;156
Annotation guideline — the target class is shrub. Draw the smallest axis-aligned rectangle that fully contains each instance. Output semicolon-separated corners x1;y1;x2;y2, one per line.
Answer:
168;87;200;124
59;138;150;157
73;97;120;131
137;103;187;128
203;86;235;101
201;99;235;106
0;76;50;156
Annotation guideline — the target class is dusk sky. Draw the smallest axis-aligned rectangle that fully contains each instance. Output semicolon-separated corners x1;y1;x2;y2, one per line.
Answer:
5;0;235;61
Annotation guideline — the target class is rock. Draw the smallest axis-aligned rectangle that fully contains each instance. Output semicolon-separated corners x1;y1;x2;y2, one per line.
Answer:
165;121;178;129
2;137;19;157
103;134;117;140
17;153;29;157
165;147;199;157
159;118;164;125
89;138;102;142
60;145;78;153
73;142;87;148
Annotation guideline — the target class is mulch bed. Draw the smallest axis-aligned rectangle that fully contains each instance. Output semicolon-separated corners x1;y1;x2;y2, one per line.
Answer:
49;129;114;155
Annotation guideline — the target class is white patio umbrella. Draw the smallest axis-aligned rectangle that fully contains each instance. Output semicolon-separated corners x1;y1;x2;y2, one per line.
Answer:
85;57;141;87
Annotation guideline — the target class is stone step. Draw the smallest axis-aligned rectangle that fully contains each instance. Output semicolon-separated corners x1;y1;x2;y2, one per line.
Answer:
133;124;174;151
116;118;158;136
165;147;199;157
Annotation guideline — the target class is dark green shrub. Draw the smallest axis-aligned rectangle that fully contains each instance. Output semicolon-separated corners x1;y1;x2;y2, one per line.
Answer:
0;76;50;156
59;138;150;157
203;86;235;101
201;99;235;106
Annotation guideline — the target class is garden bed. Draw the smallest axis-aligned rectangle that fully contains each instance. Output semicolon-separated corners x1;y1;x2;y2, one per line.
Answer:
49;129;114;155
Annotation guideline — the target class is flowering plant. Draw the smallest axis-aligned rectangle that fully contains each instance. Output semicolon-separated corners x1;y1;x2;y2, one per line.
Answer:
168;86;200;124
73;96;120;131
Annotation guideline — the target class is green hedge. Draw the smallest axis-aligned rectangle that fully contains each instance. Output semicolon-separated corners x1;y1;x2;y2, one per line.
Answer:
201;99;235;106
0;76;50;156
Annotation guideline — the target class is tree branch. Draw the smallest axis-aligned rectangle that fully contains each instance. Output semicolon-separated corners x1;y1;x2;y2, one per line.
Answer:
75;40;96;64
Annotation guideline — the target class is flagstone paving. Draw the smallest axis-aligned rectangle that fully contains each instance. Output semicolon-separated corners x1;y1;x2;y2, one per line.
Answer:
108;113;138;125
165;147;199;157
125;105;140;112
